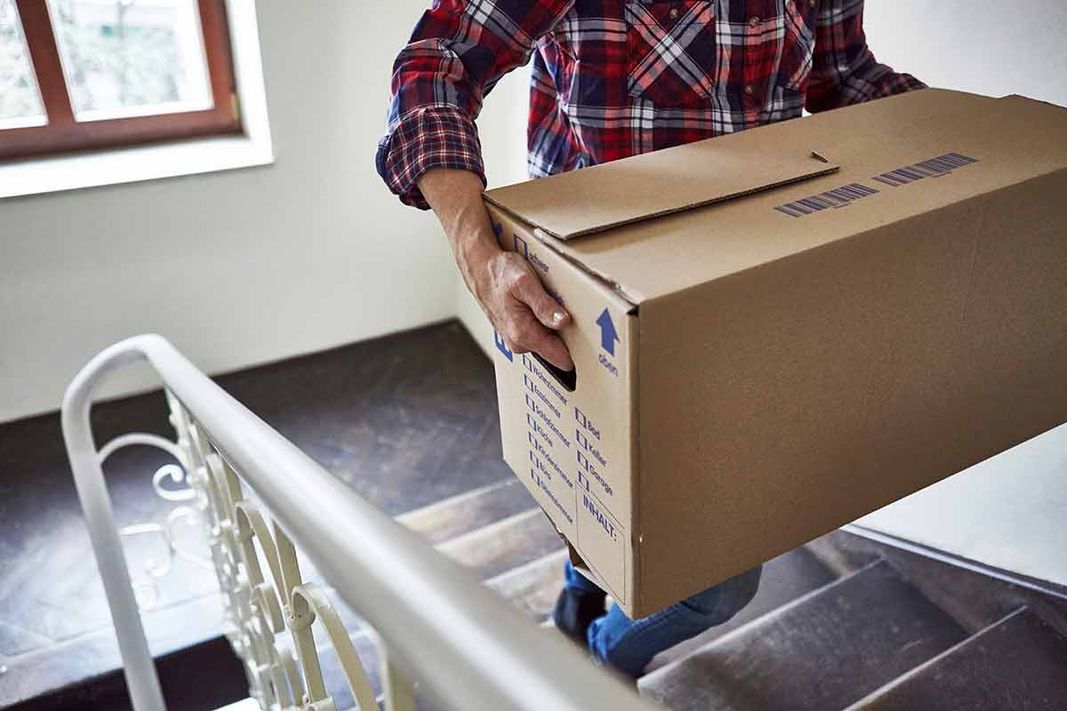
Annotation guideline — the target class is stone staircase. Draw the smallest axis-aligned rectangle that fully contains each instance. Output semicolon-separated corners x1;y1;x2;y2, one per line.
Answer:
9;323;1062;711
845;608;1067;710
314;477;1067;710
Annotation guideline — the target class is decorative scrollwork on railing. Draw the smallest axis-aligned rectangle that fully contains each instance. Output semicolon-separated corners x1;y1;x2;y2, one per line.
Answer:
97;430;210;609
161;389;383;711
152;463;198;502
65;336;650;711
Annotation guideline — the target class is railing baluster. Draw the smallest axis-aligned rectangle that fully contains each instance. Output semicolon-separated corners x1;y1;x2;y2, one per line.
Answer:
274;523;304;609
381;645;416;711
293;584;379;710
288;584;329;705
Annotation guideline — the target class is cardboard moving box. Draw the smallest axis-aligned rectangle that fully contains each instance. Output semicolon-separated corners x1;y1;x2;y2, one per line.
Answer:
483;89;1067;617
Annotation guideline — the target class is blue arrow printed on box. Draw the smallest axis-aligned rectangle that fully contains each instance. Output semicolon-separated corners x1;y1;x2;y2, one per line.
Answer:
596;308;620;357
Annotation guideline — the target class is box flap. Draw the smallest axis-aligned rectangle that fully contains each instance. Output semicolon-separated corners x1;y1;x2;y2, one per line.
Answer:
521;90;1067;305
484;140;838;241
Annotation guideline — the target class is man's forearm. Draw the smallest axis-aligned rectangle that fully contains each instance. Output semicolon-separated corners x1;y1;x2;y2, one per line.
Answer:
417;167;574;370
418;168;502;290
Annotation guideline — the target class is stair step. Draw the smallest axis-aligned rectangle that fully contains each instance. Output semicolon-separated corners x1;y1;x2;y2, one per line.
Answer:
487;550;569;621
847;607;1067;711
0;592;229;708
310;480;558;671
436;508;563;581
321;548;570;711
824;529;1067;636
805;529;884;577
646;543;838;672
639;560;968;711
300;479;538;588
315;501;565;705
7;635;246;711
396;478;535;545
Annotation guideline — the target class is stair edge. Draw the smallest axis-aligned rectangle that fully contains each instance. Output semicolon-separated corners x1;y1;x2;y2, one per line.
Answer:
639;557;888;686
395;479;518;529
435;508;548;556
841;605;1031;711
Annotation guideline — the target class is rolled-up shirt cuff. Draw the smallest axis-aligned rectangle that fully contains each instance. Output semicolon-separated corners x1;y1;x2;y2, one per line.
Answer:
376;106;487;210
872;73;928;100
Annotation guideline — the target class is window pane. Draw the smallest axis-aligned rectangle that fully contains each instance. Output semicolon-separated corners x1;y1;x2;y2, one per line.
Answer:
0;0;47;129
48;0;213;121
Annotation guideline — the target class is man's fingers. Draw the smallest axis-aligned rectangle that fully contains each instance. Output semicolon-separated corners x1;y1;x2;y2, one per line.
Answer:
493;253;574;370
532;331;573;372
505;309;574;371
512;270;571;330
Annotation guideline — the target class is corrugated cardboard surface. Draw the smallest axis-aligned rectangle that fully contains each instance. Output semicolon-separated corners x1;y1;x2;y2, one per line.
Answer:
487;89;1067;617
487;206;639;607
635;171;1067;612
533;90;1067;304
485;139;837;240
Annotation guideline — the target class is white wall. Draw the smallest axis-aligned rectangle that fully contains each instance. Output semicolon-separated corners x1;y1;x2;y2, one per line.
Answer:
0;1;460;422
856;0;1067;587
864;1;1067;107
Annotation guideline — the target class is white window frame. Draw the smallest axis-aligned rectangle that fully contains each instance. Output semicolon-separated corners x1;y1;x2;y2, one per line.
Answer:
0;0;272;200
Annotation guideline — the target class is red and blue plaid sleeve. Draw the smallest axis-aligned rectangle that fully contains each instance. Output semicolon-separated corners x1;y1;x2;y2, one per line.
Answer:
377;107;484;210
377;0;575;209
805;0;926;113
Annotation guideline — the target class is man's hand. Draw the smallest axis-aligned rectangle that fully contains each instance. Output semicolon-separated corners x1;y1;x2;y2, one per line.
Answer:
419;168;574;371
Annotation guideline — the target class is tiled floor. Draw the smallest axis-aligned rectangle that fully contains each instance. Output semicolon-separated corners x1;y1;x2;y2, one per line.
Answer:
0;320;511;706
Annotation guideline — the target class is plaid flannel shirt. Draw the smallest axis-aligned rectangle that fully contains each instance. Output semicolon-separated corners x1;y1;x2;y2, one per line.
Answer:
377;0;925;209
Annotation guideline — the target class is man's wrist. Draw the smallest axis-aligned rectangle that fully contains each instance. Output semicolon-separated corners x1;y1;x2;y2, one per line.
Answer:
454;223;502;274
419;167;501;259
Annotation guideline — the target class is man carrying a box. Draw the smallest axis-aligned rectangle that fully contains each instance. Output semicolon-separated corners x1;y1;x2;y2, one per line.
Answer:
377;0;924;678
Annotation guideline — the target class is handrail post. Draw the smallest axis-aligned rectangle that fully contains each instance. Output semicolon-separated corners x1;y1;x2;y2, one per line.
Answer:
61;341;166;711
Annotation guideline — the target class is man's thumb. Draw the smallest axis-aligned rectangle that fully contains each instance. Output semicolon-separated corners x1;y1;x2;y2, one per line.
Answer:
523;287;570;331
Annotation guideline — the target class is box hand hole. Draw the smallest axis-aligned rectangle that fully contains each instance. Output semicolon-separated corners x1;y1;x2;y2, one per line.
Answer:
531;352;577;392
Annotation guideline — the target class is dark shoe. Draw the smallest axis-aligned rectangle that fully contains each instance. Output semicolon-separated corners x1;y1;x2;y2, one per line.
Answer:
552;586;607;646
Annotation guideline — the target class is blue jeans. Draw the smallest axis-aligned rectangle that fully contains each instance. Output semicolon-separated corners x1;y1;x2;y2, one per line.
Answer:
563;561;762;677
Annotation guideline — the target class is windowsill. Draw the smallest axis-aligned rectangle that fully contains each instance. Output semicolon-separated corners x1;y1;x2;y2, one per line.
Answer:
0;0;272;200
0;133;273;199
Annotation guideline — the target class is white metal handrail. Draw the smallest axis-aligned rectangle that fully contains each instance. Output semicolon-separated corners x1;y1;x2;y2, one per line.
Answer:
62;334;654;711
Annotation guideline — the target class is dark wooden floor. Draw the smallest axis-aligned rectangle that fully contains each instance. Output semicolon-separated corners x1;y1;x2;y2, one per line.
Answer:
0;320;511;707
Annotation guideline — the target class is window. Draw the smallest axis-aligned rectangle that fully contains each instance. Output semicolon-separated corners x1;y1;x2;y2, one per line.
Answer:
0;0;239;161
